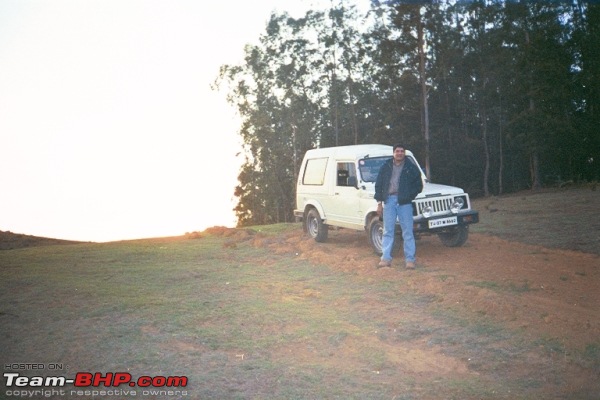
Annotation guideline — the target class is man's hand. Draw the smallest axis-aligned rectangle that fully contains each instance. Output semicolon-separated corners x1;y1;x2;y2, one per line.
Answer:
376;203;383;216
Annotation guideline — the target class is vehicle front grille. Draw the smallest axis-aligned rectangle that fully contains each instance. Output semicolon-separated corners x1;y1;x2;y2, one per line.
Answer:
413;196;456;217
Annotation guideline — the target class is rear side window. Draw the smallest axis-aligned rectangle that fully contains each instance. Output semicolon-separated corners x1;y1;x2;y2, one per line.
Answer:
302;157;328;185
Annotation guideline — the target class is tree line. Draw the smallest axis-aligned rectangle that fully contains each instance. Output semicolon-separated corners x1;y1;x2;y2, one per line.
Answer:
214;0;599;227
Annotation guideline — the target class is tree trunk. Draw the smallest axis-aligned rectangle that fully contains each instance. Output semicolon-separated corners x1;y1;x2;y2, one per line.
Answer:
530;150;542;190
417;14;431;180
498;99;504;195
482;106;490;197
348;79;359;144
529;98;542;190
332;71;340;146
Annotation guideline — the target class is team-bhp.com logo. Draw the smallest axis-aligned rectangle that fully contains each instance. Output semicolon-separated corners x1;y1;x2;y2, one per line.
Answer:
4;372;188;387
4;372;188;397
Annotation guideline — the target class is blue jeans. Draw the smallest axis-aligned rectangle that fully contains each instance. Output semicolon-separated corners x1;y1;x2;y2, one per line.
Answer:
381;196;416;263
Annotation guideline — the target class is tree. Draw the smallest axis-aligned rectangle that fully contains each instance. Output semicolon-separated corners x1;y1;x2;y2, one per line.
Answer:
503;2;575;190
215;0;596;227
215;13;321;225
386;2;434;178
215;8;365;225
460;1;508;196
571;1;600;182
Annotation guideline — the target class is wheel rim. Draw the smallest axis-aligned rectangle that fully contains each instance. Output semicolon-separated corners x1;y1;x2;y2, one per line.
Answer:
308;215;318;238
371;222;383;252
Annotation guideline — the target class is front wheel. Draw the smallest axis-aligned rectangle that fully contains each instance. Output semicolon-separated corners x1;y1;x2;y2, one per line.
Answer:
367;216;384;255
306;208;328;243
438;225;469;247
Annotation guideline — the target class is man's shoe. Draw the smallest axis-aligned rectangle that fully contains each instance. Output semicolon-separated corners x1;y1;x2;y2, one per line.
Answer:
405;261;416;269
377;260;392;268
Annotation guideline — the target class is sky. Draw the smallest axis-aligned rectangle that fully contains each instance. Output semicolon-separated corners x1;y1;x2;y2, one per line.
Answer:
0;0;367;242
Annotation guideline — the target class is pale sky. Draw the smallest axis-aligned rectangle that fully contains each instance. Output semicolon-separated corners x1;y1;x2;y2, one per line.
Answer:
0;0;367;242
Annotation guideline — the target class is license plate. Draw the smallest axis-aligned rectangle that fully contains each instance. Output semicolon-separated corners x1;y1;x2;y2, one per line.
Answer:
429;216;458;228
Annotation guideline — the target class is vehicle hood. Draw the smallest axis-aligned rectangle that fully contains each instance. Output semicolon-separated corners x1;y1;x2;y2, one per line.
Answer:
361;181;465;197
417;182;465;198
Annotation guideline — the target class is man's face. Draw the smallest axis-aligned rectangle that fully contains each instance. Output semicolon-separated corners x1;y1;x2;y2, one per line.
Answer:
393;147;406;163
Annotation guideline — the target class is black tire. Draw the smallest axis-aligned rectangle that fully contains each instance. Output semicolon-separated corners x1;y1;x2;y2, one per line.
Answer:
306;208;328;243
438;225;469;247
367;216;384;255
367;216;403;255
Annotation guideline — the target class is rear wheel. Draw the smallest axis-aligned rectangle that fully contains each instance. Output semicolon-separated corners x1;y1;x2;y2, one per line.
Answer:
438;225;469;247
306;208;328;242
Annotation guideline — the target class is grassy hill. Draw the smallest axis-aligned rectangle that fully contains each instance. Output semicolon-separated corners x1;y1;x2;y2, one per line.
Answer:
0;230;84;250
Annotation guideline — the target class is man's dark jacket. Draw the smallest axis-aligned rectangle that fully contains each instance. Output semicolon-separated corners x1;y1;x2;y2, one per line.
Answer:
374;157;423;205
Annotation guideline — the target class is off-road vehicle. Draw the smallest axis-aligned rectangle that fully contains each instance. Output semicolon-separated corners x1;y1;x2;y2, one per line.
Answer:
294;144;479;254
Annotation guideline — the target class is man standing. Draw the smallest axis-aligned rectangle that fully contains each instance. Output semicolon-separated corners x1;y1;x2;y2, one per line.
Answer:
374;144;423;269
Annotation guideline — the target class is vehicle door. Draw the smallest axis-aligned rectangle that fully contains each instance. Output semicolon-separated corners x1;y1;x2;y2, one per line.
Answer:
326;161;362;227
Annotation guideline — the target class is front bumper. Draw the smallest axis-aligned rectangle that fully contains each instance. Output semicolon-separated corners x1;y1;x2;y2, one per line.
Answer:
412;210;479;233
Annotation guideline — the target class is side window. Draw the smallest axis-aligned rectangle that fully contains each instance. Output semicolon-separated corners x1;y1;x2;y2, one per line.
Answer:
336;162;356;187
302;158;328;185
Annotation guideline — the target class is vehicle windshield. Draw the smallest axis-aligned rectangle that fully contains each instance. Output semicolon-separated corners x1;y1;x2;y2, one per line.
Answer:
358;156;390;182
358;155;421;182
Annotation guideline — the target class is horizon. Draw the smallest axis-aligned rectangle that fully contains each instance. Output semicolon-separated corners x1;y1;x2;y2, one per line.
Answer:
0;0;366;242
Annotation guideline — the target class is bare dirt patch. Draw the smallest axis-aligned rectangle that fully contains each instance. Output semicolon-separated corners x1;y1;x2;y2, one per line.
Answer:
247;187;600;350
241;187;600;397
253;227;599;345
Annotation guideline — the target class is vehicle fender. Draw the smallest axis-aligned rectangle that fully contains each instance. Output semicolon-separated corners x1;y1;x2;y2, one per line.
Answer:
302;200;326;220
364;208;379;229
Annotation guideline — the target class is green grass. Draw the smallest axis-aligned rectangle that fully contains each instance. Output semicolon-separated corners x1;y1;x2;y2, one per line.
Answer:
466;280;533;294
581;343;600;372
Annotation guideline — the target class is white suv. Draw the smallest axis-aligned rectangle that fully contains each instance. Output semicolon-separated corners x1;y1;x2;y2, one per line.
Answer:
294;144;479;254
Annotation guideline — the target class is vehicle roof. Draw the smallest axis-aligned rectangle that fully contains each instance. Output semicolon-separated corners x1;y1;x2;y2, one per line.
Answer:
305;144;412;159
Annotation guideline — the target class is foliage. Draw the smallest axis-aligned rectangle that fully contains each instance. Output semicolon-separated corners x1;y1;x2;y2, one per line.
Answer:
214;0;599;226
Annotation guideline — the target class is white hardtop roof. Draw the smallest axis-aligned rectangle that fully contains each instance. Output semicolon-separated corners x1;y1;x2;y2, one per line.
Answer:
304;144;425;180
305;144;409;160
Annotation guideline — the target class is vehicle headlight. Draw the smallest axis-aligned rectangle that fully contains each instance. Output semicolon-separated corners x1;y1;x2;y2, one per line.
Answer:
451;197;465;214
422;205;433;218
